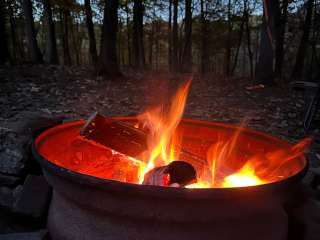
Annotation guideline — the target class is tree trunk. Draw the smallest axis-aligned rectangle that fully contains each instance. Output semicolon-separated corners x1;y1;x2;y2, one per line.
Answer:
172;0;179;72
168;0;172;71
224;0;232;76
200;0;209;75
291;0;314;80
62;9;71;65
8;0;24;63
98;0;121;77
133;0;145;69
84;0;98;64
274;0;288;79
8;1;17;63
71;15;80;65
181;0;192;72
43;0;58;64
22;0;43;63
255;0;280;85
125;0;131;66
244;1;253;78
231;10;245;75
307;1;319;79
0;0;9;64
155;22;160;71
149;21;154;69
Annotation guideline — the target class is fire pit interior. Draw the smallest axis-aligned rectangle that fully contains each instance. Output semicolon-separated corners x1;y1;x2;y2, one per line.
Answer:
34;80;309;190
35;117;308;188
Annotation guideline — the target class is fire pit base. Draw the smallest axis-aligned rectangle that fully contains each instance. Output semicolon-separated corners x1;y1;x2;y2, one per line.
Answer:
48;190;288;240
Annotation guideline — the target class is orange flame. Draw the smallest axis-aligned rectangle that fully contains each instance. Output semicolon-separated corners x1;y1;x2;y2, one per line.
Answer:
131;79;311;188
222;162;265;187
137;80;191;183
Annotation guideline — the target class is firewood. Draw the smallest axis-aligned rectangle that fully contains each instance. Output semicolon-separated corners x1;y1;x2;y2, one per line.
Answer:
80;112;207;169
142;161;197;187
80;112;147;158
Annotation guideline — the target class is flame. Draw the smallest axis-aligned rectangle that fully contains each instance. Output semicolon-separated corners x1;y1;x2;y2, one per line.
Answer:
129;79;311;188
186;130;311;188
222;162;265;187
137;80;191;183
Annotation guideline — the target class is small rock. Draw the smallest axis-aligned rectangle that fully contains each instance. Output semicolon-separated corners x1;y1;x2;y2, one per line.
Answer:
280;120;288;127
13;175;51;220
0;186;13;209
0;148;25;175
0;173;20;187
288;113;297;118
5;111;63;137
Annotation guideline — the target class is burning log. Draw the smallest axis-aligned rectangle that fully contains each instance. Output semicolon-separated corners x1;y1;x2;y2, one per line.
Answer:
142;161;197;187
80;112;147;158
80;112;207;169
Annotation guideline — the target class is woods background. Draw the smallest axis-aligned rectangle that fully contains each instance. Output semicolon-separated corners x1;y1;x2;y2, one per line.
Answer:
0;0;319;85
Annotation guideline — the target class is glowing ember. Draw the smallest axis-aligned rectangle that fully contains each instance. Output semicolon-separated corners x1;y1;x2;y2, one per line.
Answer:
222;163;265;187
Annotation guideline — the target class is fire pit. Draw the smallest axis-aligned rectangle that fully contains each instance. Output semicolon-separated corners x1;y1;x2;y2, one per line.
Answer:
32;117;308;240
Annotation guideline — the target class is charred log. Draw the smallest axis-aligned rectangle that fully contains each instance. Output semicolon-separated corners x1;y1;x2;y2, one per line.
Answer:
80;112;207;169
142;161;196;187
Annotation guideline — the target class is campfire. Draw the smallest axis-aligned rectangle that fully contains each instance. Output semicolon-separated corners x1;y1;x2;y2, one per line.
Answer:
32;81;313;240
35;80;311;189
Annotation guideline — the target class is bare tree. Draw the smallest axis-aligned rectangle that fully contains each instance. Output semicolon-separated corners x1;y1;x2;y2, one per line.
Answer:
255;0;280;85
274;0;288;79
133;0;145;69
244;0;253;78
181;0;192;72
43;0;59;64
225;0;232;76
172;0;179;71
0;0;9;64
125;0;131;66
61;8;71;65
84;0;98;64
291;0;314;80
200;0;209;75
231;7;245;75
168;0;172;71
98;0;121;77
22;0;43;63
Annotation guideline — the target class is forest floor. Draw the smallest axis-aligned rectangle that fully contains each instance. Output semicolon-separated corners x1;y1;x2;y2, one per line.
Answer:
0;65;319;168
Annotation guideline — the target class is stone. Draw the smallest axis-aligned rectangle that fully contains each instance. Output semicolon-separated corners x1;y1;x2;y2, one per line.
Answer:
0;148;25;175
288;113;297;118
0;112;63;177
0;187;13;209
280;120;288;127
5;111;64;137
13;175;51;219
0;128;28;176
0;173;20;187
